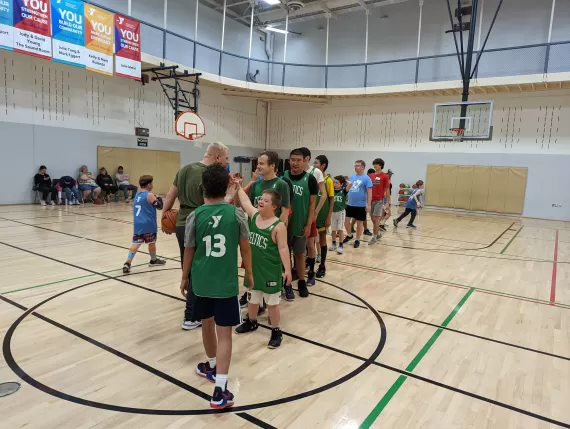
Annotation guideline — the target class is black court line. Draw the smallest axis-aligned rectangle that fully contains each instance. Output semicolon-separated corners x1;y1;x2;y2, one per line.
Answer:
1;241;568;427
296;282;570;363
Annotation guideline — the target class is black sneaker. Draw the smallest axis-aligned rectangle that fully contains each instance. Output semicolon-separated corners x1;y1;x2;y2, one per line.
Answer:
196;361;216;383
379;225;387;232
210;386;234;409
239;292;248;308
122;262;131;274
393;219;399;227
316;264;326;278
284;284;295;301
307;271;315;286
354;240;361;248
268;328;283;349
149;258;166;267
343;235;354;244
363;229;373;236
298;280;309;298
235;317;258;334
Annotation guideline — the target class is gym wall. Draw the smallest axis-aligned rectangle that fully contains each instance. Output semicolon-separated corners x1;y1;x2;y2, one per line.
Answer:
0;51;266;205
268;90;570;221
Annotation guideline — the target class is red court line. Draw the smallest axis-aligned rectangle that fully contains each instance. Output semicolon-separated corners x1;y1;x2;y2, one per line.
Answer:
551;230;559;304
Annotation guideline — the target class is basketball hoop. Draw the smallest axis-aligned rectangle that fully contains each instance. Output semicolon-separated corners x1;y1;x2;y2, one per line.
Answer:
450;127;465;142
175;111;206;141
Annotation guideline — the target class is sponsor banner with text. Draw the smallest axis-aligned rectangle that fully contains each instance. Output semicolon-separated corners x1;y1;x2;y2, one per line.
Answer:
13;0;52;59
84;3;112;75
0;0;14;50
51;0;85;67
114;14;140;80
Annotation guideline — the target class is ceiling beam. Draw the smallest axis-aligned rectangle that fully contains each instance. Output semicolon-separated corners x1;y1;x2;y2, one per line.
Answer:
356;0;369;11
223;89;331;104
319;1;337;18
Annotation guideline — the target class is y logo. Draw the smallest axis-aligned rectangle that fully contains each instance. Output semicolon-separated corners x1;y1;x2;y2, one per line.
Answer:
211;216;222;228
118;16;124;24
88;7;95;15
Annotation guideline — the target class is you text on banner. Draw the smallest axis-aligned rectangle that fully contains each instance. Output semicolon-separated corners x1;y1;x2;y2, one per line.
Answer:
52;0;85;67
114;14;140;80
13;0;52;59
84;3;112;75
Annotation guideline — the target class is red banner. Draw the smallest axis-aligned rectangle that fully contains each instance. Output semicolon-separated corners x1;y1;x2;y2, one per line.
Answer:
114;14;140;80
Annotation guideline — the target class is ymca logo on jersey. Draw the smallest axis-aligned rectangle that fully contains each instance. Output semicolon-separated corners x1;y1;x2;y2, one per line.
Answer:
351;180;363;191
209;215;222;227
249;231;268;249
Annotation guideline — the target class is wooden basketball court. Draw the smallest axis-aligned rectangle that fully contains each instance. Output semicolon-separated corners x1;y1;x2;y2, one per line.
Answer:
0;204;568;428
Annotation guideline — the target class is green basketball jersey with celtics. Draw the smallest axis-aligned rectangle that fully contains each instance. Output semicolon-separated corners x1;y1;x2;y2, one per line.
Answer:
191;203;243;298
285;170;310;237
244;213;282;294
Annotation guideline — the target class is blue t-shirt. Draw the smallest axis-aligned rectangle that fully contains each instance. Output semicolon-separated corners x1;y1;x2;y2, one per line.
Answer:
133;191;158;235
347;174;373;207
406;188;420;210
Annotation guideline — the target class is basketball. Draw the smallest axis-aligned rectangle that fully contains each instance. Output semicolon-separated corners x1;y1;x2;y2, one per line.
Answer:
399;183;405;188
399;189;404;194
412;184;417;188
93;197;105;205
161;209;178;234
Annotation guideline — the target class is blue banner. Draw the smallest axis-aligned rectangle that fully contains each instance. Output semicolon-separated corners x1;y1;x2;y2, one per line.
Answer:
51;0;84;67
0;0;14;50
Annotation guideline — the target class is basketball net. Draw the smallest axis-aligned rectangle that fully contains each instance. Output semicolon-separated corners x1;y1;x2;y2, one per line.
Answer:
450;127;465;142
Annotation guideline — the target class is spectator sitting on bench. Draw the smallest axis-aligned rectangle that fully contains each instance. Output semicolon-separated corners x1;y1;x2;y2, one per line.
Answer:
34;165;57;206
78;165;102;202
97;167;119;202
57;176;81;205
115;166;138;202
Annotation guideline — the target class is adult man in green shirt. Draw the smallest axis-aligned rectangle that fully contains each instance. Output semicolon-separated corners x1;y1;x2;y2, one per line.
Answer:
163;142;230;331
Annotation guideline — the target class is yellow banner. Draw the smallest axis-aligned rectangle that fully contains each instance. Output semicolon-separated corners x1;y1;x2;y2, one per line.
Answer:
84;4;113;75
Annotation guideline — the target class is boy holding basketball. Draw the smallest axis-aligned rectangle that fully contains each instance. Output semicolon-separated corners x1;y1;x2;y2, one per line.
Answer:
123;175;166;273
180;164;252;409
232;186;292;349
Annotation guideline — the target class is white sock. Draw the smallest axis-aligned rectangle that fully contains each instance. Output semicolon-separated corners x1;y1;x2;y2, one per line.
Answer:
215;374;228;390
208;357;216;369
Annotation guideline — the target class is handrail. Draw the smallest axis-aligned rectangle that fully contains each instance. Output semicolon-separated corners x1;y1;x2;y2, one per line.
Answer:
90;0;570;88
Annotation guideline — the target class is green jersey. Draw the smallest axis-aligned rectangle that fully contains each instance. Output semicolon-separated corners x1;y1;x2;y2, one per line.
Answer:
285;170;311;237
174;162;207;227
244;213;282;294
247;177;291;218
185;201;249;298
333;189;348;212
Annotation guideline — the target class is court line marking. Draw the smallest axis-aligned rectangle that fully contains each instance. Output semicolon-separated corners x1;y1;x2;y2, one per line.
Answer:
2;248;569;428
360;288;474;428
500;226;524;254
551;230;559;304
328;259;570;309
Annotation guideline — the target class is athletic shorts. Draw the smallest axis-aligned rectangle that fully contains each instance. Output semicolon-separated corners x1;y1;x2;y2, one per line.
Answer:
290;236;307;254
331;210;346;231
318;226;327;234
371;200;384;217
309;221;318;238
345;205;367;222
248;289;281;306
132;232;157;244
193;296;241;327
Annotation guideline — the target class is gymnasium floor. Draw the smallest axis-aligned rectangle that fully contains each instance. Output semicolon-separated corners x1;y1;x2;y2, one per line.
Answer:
0;204;568;429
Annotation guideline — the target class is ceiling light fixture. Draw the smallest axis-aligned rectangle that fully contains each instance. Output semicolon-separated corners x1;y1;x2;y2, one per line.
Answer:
262;0;281;5
264;26;288;34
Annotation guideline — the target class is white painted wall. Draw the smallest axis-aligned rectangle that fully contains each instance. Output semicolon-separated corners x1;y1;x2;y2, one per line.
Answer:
0;51;265;204
268;90;570;220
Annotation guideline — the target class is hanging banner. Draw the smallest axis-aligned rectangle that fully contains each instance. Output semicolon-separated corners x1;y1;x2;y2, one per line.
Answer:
0;0;14;51
13;0;52;59
114;14;140;80
51;0;85;67
84;3;112;75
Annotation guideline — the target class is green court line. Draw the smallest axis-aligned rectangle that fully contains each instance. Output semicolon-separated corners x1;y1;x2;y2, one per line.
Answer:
360;288;474;429
500;226;524;254
328;259;570;309
1;262;148;295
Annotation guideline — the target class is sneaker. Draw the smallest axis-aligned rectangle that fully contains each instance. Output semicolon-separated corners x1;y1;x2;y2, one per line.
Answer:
122;262;131;274
40;200;47;206
337;245;344;255
328;243;337;251
149;258;166;267
343;235;354;244
298;280;309;298
125;198;131;203
49;201;56;206
316;264;326;278
316;255;321;264
210;386;234;409
268;328;283;349
307;271;315;286
239;292;248;308
196;361;216;383
363;229;372;236
181;320;202;330
284;284;295;301
379;225;387;232
354;240;361;248
393;219;399;227
368;236;378;245
235;317;258;334
407;224;417;229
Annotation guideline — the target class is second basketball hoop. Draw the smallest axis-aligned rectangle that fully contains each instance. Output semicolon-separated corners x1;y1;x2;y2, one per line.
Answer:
175;111;206;141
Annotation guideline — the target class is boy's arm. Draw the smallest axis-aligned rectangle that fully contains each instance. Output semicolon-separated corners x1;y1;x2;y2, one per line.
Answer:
345;181;353;192
236;187;257;218
275;224;292;285
304;195;317;236
366;188;372;212
279;207;289;226
237;208;253;288
414;189;423;207
180;212;196;296
315;181;327;215
147;192;163;209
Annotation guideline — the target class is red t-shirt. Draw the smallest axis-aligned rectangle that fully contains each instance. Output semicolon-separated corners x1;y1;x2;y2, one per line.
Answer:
369;172;390;201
